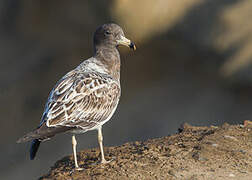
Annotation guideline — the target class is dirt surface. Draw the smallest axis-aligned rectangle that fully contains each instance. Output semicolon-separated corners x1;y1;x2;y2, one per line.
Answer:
40;123;252;180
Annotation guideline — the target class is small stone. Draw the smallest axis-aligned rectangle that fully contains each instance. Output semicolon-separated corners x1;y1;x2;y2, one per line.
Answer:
209;168;215;172
244;120;252;127
134;141;140;146
198;156;208;162
168;169;176;177
238;169;247;173
224;135;238;141
210;125;218;129
239;149;246;154
229;173;235;177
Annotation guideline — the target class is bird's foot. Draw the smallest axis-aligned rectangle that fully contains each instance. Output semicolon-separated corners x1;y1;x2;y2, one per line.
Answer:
69;166;84;174
91;158;111;165
100;156;116;164
74;166;84;171
101;159;111;164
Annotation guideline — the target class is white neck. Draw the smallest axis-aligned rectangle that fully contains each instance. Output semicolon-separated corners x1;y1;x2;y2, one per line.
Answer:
80;58;109;75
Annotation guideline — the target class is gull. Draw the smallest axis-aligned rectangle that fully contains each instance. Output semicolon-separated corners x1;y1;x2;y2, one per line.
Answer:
17;23;136;170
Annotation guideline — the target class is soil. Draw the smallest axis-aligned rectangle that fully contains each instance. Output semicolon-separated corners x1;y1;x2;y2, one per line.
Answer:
39;122;252;180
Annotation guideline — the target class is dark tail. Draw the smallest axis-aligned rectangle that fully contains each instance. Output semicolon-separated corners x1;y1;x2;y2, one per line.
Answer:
16;129;43;143
17;124;72;144
30;139;41;160
17;124;72;160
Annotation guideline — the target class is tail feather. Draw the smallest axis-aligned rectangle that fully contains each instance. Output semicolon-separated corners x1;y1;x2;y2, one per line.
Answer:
16;131;42;143
17;124;73;159
17;125;72;144
30;139;41;160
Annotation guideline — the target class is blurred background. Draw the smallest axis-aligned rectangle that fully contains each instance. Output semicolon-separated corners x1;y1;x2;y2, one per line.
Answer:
1;0;252;179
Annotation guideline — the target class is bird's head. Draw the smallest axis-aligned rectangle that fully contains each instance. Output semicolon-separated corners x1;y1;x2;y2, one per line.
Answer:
94;23;136;51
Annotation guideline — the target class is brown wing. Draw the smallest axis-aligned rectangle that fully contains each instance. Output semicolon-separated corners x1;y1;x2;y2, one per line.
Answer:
42;70;121;130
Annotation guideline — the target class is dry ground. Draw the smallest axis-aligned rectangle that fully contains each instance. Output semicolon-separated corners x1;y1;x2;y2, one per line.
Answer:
40;122;252;180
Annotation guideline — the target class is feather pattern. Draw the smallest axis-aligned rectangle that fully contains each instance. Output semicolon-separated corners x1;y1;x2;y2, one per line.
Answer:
40;58;121;132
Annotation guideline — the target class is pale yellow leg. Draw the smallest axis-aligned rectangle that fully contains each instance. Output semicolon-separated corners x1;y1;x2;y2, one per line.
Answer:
72;135;83;170
98;127;110;164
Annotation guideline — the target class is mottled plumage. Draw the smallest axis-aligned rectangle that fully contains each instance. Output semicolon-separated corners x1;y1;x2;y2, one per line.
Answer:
44;60;120;130
17;23;136;169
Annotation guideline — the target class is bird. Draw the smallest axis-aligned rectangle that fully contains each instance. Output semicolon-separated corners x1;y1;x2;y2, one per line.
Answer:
17;23;136;170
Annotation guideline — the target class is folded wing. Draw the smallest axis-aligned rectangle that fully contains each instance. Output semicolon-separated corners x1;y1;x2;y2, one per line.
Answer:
42;70;121;131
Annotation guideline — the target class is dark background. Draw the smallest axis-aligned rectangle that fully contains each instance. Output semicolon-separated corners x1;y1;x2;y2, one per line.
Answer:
1;1;252;179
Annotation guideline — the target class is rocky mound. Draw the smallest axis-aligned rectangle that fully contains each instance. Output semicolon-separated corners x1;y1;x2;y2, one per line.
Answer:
40;122;252;180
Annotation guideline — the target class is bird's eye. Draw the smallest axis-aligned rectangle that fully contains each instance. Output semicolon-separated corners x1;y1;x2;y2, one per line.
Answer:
105;31;111;35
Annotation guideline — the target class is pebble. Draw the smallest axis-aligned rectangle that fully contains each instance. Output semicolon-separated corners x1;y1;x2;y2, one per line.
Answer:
224;135;238;141
238;169;247;173
229;173;235;177
168;169;176;177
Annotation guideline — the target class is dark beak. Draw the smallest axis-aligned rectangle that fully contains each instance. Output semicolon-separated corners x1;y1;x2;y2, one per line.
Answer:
129;42;136;50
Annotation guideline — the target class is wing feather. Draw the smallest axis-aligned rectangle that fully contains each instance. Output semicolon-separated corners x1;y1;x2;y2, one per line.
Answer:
42;70;120;130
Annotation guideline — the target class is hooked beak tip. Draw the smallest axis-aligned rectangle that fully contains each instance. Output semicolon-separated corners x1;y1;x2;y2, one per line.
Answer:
129;42;136;50
117;36;136;50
